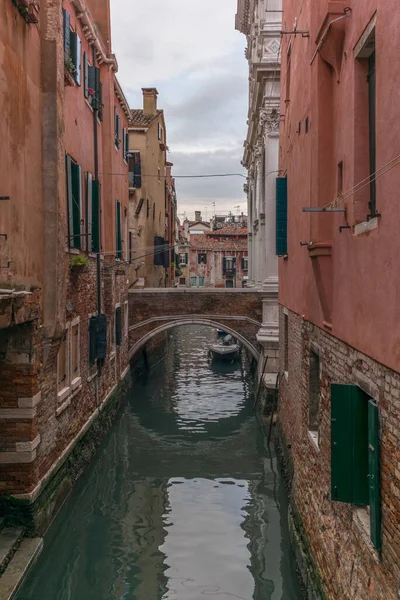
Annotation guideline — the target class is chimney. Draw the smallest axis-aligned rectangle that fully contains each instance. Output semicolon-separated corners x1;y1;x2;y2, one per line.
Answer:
142;88;158;117
195;211;201;222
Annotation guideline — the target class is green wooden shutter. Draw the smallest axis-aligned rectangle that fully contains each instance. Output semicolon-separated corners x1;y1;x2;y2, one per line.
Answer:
133;152;142;187
63;9;71;56
115;307;122;346
86;173;93;252
233;257;237;273
92;180;100;253
66;155;74;248
223;257;227;274
70;163;82;249
116;201;122;259
83;52;88;98
331;384;369;504
276;177;288;256
368;400;381;550
70;32;81;85
97;315;107;360
185;253;188;265
89;316;97;363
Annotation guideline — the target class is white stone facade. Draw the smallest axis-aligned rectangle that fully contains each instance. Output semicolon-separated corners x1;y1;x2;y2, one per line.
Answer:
236;0;281;380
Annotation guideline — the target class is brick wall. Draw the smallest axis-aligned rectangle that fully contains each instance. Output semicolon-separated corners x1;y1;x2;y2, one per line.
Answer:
278;306;400;600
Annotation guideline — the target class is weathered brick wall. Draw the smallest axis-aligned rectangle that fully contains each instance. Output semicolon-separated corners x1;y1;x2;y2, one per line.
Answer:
128;289;263;359
278;306;400;600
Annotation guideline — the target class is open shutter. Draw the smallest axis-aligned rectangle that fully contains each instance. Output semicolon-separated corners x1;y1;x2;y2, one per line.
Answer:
92;180;100;253
331;384;369;504
63;9;71;56
233;257;237;273
71;163;82;250
223;257;227;274
89;316;97;363
368;400;381;550
133;153;142;188
98;81;103;121
86;173;93;252
116;201;122;259
242;257;245;270
123;128;127;160
185;253;188;265
116;115;121;148
276;177;288;256
115;307;122;346
97;315;107;360
83;52;89;98
124;129;129;161
66;155;74;248
70;32;81;85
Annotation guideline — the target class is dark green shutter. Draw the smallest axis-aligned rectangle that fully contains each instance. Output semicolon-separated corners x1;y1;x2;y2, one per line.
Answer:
83;52;88;98
116;201;122;259
223;257;227;274
88;66;101;111
331;384;369;504
71;162;82;249
233;257;237;273
98;81;103;121
70;32;81;85
115;307;122;346
63;9;71;56
86;173;93;251
242;257;245;270
276;177;288;256
185;253;188;265
133;153;142;188
97;315;107;360
92;180;100;253
89;316;97;363
368;400;381;550
66;155;73;248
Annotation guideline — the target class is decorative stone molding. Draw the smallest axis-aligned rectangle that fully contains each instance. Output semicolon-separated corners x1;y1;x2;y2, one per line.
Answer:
260;107;280;134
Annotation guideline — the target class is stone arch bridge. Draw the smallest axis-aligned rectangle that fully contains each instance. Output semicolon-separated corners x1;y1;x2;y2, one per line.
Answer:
128;289;264;361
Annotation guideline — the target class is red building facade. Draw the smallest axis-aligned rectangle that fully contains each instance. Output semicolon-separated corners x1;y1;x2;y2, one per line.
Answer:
189;226;248;288
277;1;400;598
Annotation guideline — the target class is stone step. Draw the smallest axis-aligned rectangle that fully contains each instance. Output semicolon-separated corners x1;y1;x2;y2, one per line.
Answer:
0;538;43;600
0;529;23;574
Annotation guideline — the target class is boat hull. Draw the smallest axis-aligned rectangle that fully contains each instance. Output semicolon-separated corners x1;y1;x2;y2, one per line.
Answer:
209;344;240;361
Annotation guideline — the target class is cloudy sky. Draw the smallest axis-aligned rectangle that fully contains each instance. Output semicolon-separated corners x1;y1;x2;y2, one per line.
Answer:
110;0;248;221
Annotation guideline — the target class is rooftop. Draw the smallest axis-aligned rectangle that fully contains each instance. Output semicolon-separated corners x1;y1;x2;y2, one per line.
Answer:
190;234;248;252
130;109;163;128
208;226;248;237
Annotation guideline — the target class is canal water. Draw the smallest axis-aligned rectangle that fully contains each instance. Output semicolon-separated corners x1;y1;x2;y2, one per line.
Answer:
18;326;302;600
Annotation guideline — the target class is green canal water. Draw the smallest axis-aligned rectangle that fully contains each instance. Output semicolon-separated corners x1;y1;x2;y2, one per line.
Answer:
17;326;302;600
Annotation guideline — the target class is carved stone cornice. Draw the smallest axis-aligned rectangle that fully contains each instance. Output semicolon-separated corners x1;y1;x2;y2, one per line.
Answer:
259;107;280;134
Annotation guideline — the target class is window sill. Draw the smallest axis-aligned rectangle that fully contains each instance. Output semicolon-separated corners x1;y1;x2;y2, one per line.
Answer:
353;507;380;563
56;384;83;417
308;430;320;452
57;387;70;403
85;98;94;113
354;217;379;236
87;371;97;383
71;376;82;391
67;248;81;255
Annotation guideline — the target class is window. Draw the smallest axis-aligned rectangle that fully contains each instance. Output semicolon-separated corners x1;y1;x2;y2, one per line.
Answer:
242;256;248;271
115;306;122;346
331;384;381;550
225;280;234;288
116;200;122;259
123;208;128;260
198;253;207;265
129;152;142;188
223;257;236;275
114;106;121;148
284;312;289;373
66;155;82;249
63;9;81;85
147;199;150;219
86;173;100;253
276;177;288;256
337;161;343;196
87;64;102;118
190;276;197;287
179;253;188;266
308;349;320;446
199;276;205;286
153;202;155;220
354;18;376;220
158;168;161;183
57;330;69;394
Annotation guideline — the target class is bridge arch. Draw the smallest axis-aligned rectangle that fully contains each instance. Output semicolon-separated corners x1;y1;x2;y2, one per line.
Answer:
129;318;260;361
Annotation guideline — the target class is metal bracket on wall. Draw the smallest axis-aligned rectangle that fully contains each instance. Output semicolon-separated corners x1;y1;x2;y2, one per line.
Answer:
339;225;351;233
281;30;310;38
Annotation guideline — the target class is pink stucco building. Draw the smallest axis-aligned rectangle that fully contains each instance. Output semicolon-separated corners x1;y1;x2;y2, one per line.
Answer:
276;1;400;598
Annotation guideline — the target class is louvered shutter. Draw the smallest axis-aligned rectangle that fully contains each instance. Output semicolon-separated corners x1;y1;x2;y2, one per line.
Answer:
63;9;71;56
83;52;89;98
71;163;82;250
89;317;97;363
70;32;81;85
276;177;288;256
96;315;107;360
223;257;227;274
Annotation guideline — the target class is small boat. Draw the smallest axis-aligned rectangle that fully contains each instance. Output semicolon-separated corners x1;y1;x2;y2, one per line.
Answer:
209;334;241;361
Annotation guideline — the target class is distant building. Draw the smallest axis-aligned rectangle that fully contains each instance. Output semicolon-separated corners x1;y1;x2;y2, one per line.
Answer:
183;211;211;238
128;88;173;288
188;226;248;288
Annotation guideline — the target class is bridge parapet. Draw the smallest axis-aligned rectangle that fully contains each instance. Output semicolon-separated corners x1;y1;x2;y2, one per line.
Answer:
128;288;264;360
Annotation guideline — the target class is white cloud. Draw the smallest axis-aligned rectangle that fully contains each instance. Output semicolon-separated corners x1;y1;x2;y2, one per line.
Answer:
110;0;248;213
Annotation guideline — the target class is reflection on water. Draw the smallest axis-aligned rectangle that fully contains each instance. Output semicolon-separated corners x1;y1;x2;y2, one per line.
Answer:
17;326;302;600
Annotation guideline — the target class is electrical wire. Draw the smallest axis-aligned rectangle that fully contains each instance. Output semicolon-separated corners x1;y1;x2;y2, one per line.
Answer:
97;172;247;179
